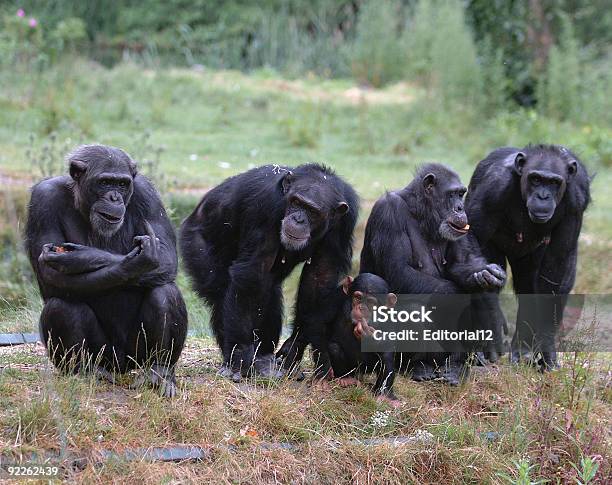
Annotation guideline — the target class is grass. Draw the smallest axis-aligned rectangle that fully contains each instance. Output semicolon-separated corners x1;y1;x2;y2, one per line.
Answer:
0;59;611;483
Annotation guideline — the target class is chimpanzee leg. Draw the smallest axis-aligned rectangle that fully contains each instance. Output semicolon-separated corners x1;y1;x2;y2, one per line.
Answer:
132;283;188;397
509;251;544;364
276;327;307;375
252;284;285;378
40;297;116;379
373;352;397;400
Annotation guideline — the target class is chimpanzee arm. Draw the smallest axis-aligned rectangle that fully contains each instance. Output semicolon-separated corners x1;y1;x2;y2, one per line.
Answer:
445;235;506;291
40;243;124;274
537;214;582;294
126;178;179;287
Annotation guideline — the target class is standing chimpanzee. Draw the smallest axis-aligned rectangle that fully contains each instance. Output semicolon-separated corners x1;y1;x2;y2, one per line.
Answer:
360;163;506;384
327;273;400;405
180;164;358;381
25;145;187;397
465;145;591;370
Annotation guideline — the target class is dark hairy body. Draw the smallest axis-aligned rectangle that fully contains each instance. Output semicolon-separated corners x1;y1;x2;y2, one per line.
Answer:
465;144;591;369
328;273;399;404
25;145;187;397
180;164;358;380
360;163;506;383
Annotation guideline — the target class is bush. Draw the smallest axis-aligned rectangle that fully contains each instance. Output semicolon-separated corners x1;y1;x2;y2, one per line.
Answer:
349;0;404;87
538;14;581;121
404;0;483;107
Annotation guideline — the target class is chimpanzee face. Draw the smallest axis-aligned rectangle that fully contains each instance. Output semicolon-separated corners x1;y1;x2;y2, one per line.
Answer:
422;172;469;241
68;145;136;236
280;171;349;251
514;151;575;223
341;275;397;339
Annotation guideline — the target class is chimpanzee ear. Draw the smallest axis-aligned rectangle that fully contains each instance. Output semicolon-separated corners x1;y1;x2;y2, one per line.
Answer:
386;293;397;307
281;171;294;194
353;290;363;302
335;202;349;217
341;276;353;295
567;160;577;177
129;160;138;177
69;160;87;181
422;173;436;192
513;152;527;176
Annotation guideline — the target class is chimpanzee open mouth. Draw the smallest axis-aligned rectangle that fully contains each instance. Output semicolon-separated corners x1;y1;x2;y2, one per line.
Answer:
448;221;470;234
99;212;124;224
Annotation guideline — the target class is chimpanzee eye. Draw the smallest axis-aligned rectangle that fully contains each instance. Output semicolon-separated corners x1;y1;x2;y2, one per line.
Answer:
531;175;541;185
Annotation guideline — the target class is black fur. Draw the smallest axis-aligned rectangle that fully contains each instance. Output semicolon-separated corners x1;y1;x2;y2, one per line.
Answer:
465;144;591;368
328;273;398;399
180;164;358;379
360;163;506;383
25;145;187;397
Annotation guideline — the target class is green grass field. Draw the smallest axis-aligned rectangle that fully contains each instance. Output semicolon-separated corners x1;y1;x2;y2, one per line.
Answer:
0;61;610;483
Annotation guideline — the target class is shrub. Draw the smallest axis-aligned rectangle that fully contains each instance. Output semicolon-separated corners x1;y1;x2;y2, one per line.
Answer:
538;14;581;121
349;0;404;87
404;0;483;107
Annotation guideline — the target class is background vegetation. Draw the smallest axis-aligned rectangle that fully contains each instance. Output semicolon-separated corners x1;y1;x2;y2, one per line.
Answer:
0;1;610;483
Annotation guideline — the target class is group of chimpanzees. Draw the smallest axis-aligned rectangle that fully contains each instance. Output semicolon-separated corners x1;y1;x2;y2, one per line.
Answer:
25;143;591;400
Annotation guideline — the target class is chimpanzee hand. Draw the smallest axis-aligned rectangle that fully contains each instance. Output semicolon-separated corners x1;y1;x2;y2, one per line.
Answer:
471;264;506;289
122;221;160;273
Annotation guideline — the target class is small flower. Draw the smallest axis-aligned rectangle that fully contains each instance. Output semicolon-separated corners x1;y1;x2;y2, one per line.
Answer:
17;9;25;17
189;154;198;161
218;161;231;169
29;17;37;28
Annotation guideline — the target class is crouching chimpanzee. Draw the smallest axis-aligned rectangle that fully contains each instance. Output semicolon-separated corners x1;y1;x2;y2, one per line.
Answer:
465;145;591;370
327;273;400;405
180;164;358;381
360;163;506;385
25;145;188;397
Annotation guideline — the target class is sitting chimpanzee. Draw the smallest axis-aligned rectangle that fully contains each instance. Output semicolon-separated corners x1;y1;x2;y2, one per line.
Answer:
360;163;506;384
327;273;400;405
465;145;591;370
25;145;188;397
180;164;358;381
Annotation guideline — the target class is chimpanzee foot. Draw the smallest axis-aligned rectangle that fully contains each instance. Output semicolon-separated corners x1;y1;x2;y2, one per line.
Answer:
510;349;535;365
410;362;436;382
538;352;560;372
437;363;469;386
94;366;117;384
253;353;286;379
218;364;234;379
474;352;488;366
484;350;499;363
130;364;177;398
336;376;360;387
376;393;402;408
274;355;305;380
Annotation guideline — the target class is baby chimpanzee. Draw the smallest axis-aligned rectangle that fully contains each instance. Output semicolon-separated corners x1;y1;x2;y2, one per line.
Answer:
327;273;399;405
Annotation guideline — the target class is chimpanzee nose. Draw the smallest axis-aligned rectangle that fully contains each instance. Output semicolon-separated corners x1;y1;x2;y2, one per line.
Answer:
109;192;120;202
537;192;550;200
455;203;464;213
294;213;305;224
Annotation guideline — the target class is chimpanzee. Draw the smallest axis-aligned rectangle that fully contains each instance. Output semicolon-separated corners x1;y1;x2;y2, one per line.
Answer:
180;164;358;381
360;163;506;384
465;145;591;370
327;273;400;404
25;145;188;397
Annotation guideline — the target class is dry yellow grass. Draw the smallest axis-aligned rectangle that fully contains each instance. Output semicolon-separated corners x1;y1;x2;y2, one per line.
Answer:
0;339;610;484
